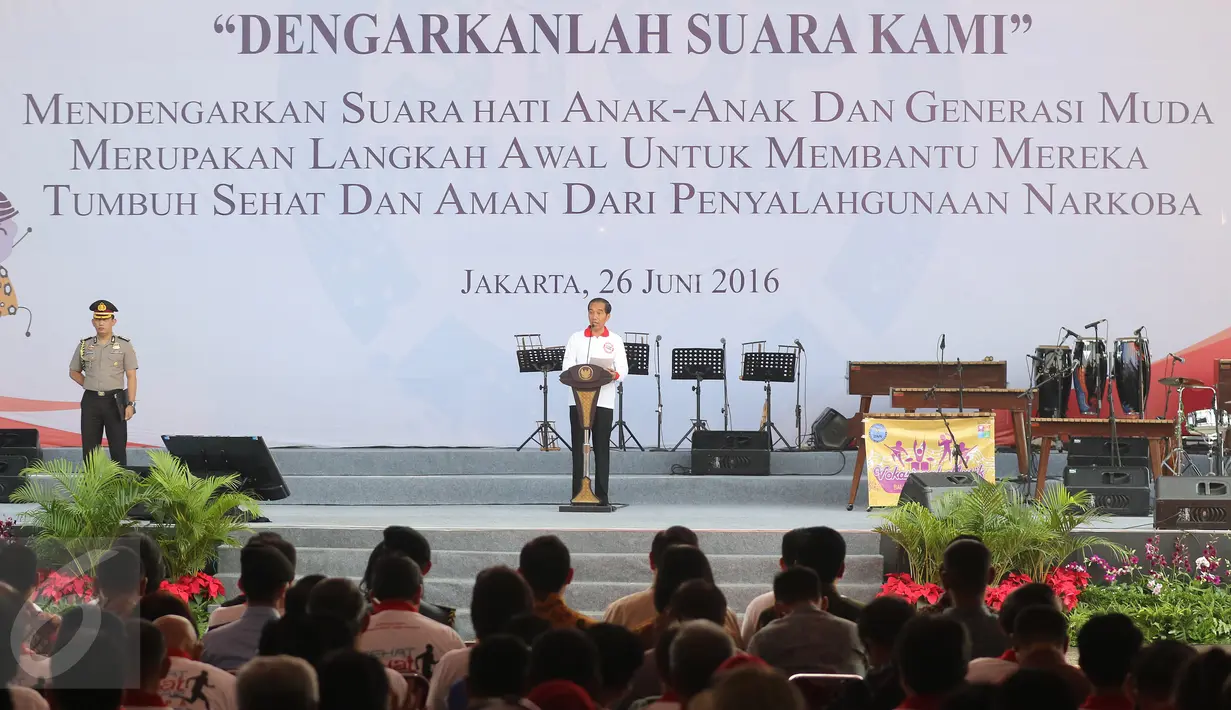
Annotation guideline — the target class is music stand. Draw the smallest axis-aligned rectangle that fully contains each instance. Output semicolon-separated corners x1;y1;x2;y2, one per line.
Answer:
160;435;289;523
514;334;570;452
741;343;797;450
612;332;649;452
670;347;725;451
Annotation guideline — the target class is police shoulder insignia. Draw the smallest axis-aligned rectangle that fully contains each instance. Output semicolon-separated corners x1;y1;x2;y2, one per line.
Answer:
114;335;130;342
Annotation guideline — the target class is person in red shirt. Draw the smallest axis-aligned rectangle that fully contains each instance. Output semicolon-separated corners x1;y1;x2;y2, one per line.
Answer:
1076;613;1143;710
893;616;969;710
122;620;170;710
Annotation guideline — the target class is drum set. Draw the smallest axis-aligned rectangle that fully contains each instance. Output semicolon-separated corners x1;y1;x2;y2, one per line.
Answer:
1030;324;1229;476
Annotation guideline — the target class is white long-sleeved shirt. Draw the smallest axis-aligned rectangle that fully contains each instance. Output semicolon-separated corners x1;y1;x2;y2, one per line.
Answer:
561;327;629;410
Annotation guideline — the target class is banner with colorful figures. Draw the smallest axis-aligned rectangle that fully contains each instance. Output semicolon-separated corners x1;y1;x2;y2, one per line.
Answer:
864;415;996;507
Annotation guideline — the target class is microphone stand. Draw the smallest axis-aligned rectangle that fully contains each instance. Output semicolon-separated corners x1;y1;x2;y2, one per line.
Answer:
654;336;664;450
936;335;968;472
1094;319;1121;467
794;345;804;449
721;339;730;430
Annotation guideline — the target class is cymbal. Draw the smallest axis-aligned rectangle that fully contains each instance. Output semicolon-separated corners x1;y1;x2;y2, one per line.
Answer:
1159;376;1205;387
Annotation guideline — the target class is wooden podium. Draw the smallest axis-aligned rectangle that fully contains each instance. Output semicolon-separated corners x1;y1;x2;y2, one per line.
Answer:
559;363;615;512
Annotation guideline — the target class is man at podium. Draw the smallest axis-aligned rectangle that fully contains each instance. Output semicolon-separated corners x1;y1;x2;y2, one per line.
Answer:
561;298;629;506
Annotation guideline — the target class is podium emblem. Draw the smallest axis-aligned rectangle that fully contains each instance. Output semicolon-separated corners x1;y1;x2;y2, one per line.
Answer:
578;365;594;381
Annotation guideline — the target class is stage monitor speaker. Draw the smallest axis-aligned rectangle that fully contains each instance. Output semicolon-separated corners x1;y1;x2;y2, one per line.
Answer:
161;435;290;505
1063;466;1151;516
691;429;771;475
1067;436;1149;461
1155;476;1231;530
811;408;854;451
898;472;980;511
0;428;41;467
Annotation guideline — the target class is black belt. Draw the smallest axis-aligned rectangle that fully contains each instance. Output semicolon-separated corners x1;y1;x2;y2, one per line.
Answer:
89;389;124;397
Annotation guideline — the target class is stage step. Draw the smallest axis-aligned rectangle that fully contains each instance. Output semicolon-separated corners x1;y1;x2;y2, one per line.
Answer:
215;528;885;641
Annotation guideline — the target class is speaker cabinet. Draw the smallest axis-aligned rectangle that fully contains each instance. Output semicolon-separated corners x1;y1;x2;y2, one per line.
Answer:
0;429;41;469
811;408;854;450
1155;476;1231;530
1064;466;1151;516
898;472;980;511
691;430;771;475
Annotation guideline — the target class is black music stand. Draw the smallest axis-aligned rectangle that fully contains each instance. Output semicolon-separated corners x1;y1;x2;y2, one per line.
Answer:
161;435;290;523
671;348;725;451
612;332;649;452
742;346;797;450
515;334;570;452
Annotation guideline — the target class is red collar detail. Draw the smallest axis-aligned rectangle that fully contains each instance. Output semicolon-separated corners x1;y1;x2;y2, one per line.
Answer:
659;691;680;702
999;649;1017;662
584;327;609;338
898;696;946;710
373;601;421;614
166;649;194;660
123;690;169;707
1081;694;1135;710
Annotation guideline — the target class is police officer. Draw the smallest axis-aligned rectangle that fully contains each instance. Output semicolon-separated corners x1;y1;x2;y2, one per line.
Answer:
69;300;138;465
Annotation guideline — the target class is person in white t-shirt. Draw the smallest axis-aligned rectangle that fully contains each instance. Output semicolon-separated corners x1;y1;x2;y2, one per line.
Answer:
153;614;238;710
561;297;630;506
358;554;465;682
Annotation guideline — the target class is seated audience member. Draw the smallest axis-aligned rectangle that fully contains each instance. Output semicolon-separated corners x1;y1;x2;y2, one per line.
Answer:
0;545;45;646
1131;640;1196;710
138;591;197;629
235;656;317;710
667;621;736;710
965;605;1089;701
357;555;465;681
96;546;145;617
528;628;602;698
586;623;646;708
625;626;681;710
201;544;293;671
1076;613;1143;710
256;574;326;657
208;533;297;631
527;680;597;710
748;567;866;676
633;546;733;650
362;525;456;628
49;629;128;710
619;580;730;708
520;535;594;630
939;540;1008;659
1174;647;1231;710
605;527;699;630
895;615;970;710
504;613;553;647
123;619;172;710
306;577;411;709
152;614;237;710
307;577;369;634
0;583;49;710
318;649;389;710
940;683;997;710
984;583;1057;663
997;668;1078;710
712;664;804;710
428;566;534;710
467;634;534;710
115;532;167;594
747;527;864;641
829;595;916;710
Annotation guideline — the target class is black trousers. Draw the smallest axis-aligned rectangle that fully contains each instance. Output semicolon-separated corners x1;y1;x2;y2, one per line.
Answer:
569;405;613;504
81;390;127;466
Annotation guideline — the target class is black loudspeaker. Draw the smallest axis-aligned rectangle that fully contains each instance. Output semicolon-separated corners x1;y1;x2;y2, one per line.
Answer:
1063;466;1151;516
898;472;980;511
811;408;854;451
1155;476;1231;530
0;429;41;470
1067;436;1149;460
691;430;771;475
161;435;290;511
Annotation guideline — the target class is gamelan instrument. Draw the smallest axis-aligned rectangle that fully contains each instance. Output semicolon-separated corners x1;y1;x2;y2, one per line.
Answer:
1112;336;1151;415
1033;345;1072;418
1031;417;1176;499
1073;337;1108;415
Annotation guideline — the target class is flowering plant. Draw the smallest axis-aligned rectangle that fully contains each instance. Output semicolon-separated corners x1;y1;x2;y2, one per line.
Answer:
160;572;226;603
34;569;94;606
880;562;1091;612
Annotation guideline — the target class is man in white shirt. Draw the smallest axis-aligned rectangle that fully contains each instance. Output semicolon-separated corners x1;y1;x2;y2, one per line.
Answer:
358;553;465;681
154;615;238;710
561;297;630;506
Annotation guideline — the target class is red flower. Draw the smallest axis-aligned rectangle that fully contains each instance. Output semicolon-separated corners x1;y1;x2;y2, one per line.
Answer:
159;573;226;603
1044;566;1091;612
879;574;943;605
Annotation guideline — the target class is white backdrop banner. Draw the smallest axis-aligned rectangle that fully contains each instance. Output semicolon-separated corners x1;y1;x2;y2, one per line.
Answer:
0;1;1227;446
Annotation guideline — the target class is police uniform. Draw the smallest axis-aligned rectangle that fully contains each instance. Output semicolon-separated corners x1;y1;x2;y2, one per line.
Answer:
71;300;137;465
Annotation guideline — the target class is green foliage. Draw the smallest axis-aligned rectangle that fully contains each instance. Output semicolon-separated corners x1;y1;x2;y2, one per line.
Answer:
874;480;1128;585
1068;577;1231;645
10;448;151;574
139;450;263;579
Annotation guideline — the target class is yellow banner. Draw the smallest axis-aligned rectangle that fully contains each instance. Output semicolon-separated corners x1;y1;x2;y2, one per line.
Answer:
864;416;996;507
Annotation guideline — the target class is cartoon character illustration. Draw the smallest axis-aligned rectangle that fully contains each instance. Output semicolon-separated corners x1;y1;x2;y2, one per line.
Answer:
0;191;33;335
889;441;908;467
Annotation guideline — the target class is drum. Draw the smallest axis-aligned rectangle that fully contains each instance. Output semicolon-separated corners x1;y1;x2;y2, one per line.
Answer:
1113;336;1151;415
1185;408;1230;437
1073;337;1108;415
1034;345;1072;418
